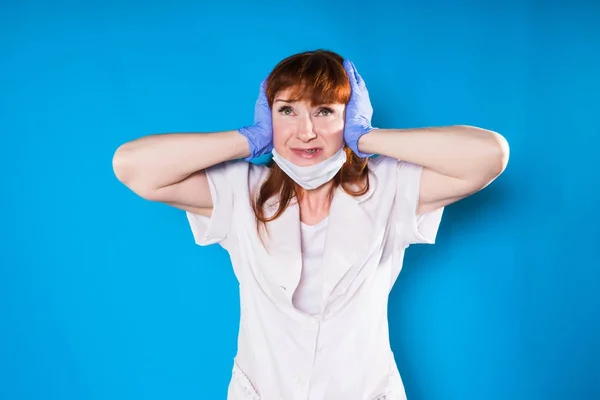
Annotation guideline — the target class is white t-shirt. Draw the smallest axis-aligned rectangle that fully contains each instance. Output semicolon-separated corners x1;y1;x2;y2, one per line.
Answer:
185;155;444;400
293;217;330;316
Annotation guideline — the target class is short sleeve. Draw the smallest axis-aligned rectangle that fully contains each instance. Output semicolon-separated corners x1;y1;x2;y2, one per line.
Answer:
395;160;444;245
185;160;251;249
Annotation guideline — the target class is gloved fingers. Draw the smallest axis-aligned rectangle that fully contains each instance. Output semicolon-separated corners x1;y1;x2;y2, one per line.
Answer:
345;59;368;89
259;78;268;95
343;59;359;88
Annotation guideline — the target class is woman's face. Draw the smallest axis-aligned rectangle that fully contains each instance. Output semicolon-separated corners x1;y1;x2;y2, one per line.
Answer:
271;87;346;166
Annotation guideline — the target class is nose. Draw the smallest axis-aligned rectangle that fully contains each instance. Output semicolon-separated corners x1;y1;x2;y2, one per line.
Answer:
295;115;317;142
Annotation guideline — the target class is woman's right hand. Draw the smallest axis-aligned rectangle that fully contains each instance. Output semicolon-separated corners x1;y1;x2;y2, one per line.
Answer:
238;80;273;161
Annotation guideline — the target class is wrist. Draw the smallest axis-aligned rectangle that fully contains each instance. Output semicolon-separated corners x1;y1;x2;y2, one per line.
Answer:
355;128;378;157
230;130;253;160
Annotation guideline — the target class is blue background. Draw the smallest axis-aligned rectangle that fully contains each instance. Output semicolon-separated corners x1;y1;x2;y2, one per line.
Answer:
1;1;599;399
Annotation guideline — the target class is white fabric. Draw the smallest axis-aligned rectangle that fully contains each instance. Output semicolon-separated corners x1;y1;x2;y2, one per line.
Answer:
271;147;347;190
292;217;329;316
185;156;444;400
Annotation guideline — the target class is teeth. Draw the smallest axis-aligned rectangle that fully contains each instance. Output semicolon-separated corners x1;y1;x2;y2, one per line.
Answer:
305;149;317;153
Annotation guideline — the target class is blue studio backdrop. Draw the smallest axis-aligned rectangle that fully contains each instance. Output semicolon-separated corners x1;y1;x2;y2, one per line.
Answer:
1;1;599;399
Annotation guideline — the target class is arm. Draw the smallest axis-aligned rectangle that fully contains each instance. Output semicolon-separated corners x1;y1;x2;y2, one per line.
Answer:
112;80;273;217
357;125;510;214
112;130;250;216
340;61;509;216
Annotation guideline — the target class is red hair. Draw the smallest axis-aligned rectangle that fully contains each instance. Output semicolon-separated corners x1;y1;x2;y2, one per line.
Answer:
251;50;370;236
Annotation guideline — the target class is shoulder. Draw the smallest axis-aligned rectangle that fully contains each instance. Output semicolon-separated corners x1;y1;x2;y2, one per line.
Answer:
368;155;420;172
367;155;399;185
365;156;425;203
367;155;396;172
368;155;423;183
204;160;272;206
207;160;270;187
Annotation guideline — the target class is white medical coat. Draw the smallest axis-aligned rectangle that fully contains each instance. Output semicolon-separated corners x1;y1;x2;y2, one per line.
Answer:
186;155;444;400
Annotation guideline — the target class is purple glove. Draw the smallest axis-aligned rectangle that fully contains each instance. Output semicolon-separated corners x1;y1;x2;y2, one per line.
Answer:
343;60;376;158
238;79;273;161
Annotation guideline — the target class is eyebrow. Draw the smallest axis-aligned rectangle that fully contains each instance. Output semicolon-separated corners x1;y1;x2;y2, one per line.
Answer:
273;98;297;103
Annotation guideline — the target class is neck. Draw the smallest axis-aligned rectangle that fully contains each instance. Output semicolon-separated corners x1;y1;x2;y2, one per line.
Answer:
296;180;335;213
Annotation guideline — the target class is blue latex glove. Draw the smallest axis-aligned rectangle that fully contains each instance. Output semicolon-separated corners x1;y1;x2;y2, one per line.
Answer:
238;79;273;161
343;60;376;158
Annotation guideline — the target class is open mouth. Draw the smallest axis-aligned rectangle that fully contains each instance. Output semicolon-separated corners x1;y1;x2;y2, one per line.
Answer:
292;148;322;158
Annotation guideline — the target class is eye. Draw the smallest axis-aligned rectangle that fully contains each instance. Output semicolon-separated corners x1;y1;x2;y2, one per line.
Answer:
317;107;334;116
277;105;293;115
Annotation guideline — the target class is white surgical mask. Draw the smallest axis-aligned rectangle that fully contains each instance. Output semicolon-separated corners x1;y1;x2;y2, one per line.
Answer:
271;147;347;190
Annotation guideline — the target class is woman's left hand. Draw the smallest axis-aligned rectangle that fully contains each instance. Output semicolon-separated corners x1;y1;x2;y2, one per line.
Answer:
343;60;376;158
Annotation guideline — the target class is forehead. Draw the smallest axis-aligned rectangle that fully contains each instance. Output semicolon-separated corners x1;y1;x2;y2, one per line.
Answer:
273;87;344;106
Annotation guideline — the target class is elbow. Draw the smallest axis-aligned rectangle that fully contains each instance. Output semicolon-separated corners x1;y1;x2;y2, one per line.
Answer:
463;126;510;185
460;125;509;159
112;143;155;198
489;131;510;177
475;132;509;189
462;125;510;176
112;143;134;185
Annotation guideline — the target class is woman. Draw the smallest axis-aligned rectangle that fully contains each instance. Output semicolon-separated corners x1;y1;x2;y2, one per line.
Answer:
112;50;509;400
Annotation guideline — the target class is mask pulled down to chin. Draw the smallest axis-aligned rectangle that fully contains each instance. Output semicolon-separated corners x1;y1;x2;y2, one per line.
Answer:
271;147;347;190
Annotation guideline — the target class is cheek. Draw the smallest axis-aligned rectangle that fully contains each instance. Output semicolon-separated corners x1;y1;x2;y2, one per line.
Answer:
272;117;293;145
315;116;345;139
